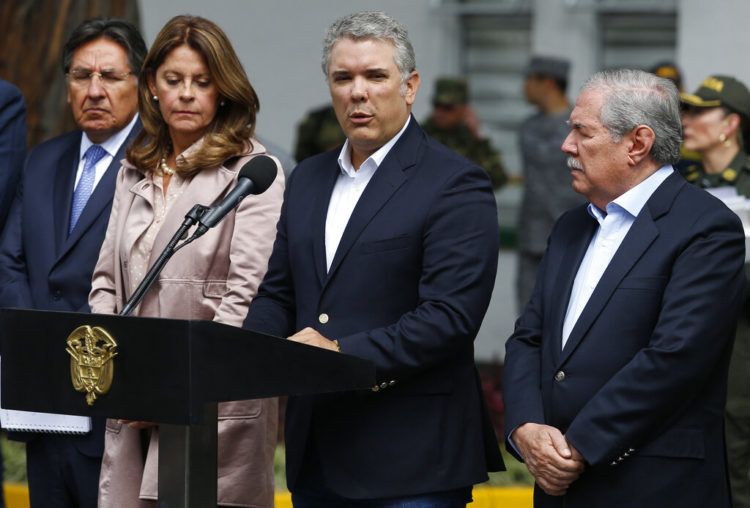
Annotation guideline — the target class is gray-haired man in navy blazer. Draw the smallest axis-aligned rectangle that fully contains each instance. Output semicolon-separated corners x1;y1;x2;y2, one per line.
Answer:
504;69;746;508
245;10;504;508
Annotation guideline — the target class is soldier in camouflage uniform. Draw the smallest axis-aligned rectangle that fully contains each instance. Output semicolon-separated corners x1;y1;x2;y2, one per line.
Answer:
422;77;507;190
293;104;347;162
681;74;750;508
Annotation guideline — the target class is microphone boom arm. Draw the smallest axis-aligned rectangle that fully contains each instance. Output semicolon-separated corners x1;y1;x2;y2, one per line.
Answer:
120;204;209;316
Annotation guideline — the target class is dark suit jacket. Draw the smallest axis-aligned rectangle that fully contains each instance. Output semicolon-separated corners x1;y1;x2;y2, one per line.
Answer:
244;117;504;499
503;172;746;508
0;121;140;457
0;80;27;232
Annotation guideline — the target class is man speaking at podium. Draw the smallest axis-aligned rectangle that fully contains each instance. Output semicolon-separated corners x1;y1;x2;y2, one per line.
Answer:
0;18;145;508
244;10;504;508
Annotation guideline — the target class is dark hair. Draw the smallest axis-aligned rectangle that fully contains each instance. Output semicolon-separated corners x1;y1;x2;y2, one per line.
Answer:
553;77;568;94
528;73;568;94
62;18;147;76
127;15;259;175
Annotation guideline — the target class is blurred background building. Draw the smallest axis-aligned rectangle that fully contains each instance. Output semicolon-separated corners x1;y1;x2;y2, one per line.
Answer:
2;0;749;364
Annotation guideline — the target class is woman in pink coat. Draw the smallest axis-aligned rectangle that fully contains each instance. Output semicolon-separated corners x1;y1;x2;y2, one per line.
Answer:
89;15;284;507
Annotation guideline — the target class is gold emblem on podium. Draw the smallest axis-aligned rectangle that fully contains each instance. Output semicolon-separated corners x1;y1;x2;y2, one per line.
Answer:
66;325;118;406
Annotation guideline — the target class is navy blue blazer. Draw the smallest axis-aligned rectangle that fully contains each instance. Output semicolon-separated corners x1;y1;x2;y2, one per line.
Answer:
245;117;504;499
504;172;746;507
0;122;140;456
0;80;27;231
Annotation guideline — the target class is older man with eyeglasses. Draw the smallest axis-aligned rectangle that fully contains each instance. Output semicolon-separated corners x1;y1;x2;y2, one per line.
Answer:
0;18;145;508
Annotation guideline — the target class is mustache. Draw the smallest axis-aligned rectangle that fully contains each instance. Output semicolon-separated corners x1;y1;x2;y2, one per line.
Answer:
567;157;583;170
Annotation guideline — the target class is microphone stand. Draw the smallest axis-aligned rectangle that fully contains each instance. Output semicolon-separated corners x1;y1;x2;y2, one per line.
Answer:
120;204;209;317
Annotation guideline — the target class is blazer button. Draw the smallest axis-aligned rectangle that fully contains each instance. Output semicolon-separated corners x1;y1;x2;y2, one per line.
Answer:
388;380;396;386
379;382;388;390
318;313;329;324
554;371;566;382
371;385;380;392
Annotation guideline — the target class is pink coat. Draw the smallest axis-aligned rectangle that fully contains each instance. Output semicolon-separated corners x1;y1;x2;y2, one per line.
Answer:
89;139;284;507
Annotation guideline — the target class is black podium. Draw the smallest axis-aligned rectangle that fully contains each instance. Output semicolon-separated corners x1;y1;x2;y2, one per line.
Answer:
0;308;375;507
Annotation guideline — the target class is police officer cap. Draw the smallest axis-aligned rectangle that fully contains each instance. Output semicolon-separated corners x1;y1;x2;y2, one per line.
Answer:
681;75;750;118
526;56;570;81
432;77;468;106
650;61;683;90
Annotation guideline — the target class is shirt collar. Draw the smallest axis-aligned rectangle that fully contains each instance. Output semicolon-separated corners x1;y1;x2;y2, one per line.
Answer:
80;113;139;160
337;116;411;177
587;165;674;220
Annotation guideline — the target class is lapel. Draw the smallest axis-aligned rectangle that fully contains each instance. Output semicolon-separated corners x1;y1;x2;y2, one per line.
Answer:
146;150;252;268
52;136;81;255
59;122;142;259
556;172;683;366
548;210;597;364
310;157;341;287
321;118;420;290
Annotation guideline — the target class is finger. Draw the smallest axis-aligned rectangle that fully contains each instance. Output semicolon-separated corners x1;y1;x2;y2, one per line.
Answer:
547;428;572;459
536;477;568;496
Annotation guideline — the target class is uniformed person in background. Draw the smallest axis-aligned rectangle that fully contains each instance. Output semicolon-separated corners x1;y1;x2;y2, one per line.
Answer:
293;103;346;162
651;60;684;92
422;77;507;190
516;56;584;311
680;74;750;508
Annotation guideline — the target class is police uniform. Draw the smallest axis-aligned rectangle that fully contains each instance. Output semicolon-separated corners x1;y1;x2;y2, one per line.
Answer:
680;75;750;508
422;77;507;190
516;56;584;310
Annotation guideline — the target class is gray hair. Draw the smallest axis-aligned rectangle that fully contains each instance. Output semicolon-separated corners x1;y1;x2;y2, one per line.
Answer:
321;11;416;91
582;68;682;166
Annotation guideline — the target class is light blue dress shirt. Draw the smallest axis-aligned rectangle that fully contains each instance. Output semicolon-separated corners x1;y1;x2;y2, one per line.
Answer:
561;165;674;348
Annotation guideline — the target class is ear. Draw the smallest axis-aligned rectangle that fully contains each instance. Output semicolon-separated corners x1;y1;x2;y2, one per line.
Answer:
724;112;741;137
404;70;420;106
147;73;157;98
627;125;656;166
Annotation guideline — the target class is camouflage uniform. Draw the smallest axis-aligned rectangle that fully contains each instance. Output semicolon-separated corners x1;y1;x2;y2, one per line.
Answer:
422;119;507;190
681;75;750;508
293;104;346;162
422;77;507;190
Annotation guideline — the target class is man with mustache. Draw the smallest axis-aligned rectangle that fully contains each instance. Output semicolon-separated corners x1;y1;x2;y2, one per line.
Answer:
0;18;144;508
244;10;504;507
503;69;746;507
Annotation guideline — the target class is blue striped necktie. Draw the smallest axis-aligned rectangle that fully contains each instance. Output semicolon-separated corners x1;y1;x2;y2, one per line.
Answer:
69;144;107;234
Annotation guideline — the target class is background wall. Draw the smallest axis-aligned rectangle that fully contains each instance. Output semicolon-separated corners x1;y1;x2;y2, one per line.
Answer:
137;0;460;158
678;0;750;91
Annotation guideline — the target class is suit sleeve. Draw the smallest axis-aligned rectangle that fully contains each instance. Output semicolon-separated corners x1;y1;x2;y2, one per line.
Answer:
0;176;31;308
565;208;746;466
243;169;298;338
0;83;27;228
337;165;499;378
213;159;284;327
89;168;127;315
501;234;556;460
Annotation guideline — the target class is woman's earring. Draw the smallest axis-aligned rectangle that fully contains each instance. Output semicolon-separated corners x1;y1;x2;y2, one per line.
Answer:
719;133;731;147
220;100;226;107
152;95;159;102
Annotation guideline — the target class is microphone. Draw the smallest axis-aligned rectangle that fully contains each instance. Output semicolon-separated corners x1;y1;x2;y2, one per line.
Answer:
192;155;277;238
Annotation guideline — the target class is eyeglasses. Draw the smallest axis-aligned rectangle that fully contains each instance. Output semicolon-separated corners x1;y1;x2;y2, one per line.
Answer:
66;68;133;88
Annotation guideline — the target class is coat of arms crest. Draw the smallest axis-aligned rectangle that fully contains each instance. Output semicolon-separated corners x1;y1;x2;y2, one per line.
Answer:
66;325;118;405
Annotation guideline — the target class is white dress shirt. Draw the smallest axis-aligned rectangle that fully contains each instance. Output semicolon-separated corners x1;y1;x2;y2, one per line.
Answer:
561;165;673;348
74;114;139;191
325;117;411;271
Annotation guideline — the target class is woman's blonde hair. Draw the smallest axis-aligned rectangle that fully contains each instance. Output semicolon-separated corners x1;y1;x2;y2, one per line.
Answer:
127;15;259;175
